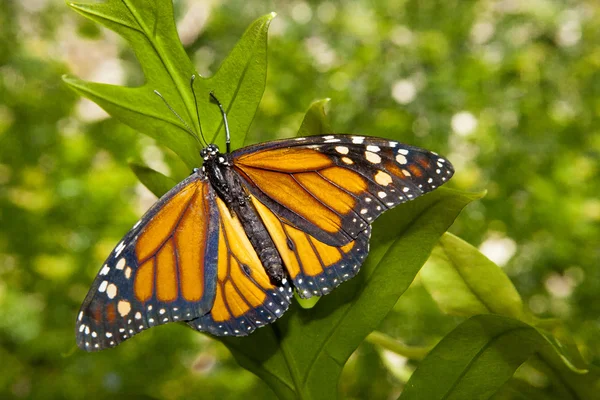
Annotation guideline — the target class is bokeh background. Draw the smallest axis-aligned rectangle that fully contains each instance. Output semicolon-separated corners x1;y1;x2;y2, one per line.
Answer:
1;0;599;398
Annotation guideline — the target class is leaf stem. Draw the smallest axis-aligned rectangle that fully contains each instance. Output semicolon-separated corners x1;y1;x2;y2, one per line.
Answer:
365;331;433;360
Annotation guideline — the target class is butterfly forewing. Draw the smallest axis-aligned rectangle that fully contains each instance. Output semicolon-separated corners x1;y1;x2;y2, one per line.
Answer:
76;175;220;351
232;135;454;247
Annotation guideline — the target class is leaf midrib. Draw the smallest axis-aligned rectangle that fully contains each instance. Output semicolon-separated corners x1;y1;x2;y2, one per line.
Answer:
121;0;197;129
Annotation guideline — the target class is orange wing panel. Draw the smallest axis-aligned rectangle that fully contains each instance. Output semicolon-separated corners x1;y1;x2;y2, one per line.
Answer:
224;281;250;318
135;184;196;261
283;225;323;276
175;186;209;302
156;240;177;302
309;236;342;266
238;166;342;234
134;259;154;302
210;286;231;322
236;148;334;172
319;167;368;194
294;172;355;214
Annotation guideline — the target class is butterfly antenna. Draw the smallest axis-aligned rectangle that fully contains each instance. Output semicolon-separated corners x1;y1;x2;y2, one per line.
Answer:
209;91;230;153
189;75;209;147
153;90;204;147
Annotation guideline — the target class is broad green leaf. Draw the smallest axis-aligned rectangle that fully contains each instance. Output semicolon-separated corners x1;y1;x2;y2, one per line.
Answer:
63;0;273;168
220;188;483;400
400;314;600;400
296;98;333;137
420;232;525;320
128;161;177;198
400;315;543;400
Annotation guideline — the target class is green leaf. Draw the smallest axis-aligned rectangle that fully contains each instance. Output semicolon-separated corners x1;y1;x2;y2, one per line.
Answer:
128;161;177;198
296;98;333;137
63;0;274;168
220;188;483;399
400;314;600;400
420;232;525;320
400;315;543;400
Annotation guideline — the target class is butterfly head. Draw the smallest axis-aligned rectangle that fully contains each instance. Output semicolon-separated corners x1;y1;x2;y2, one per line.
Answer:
200;144;220;161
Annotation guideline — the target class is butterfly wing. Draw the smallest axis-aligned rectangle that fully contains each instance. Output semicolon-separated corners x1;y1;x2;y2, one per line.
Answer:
231;134;454;247
76;174;220;351
251;195;371;298
187;197;293;336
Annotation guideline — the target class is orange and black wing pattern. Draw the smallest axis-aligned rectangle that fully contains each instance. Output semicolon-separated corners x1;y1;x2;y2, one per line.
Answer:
231;134;454;247
76;175;220;351
187;197;293;336
251;196;371;298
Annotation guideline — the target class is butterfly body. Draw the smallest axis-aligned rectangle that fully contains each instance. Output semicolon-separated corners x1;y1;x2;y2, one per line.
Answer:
76;134;454;351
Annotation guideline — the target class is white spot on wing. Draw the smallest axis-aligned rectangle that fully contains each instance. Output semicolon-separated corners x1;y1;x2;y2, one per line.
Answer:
366;145;380;152
365;151;381;164
116;258;126;270
396;154;407;164
378;191;387;198
398;149;409;155
374;171;392;186
118;300;131;317
98;281;108;293
99;265;110;276
335;146;349;154
352;136;365;144
106;283;118;299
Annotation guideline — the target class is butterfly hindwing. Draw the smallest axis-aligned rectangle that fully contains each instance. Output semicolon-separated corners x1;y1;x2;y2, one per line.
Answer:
187;197;293;336
76;175;220;351
232;135;454;247
251;196;371;298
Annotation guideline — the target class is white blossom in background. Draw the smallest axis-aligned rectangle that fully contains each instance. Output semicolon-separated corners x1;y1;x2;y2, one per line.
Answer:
470;21;495;44
305;36;337;72
291;2;312;24
478;234;517;267
391;79;417;105
544;272;576;298
451;111;478;136
317;2;337;23
556;10;581;47
389;25;414;47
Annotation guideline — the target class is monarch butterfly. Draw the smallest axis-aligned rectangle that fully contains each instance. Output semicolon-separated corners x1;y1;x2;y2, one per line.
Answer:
76;86;454;351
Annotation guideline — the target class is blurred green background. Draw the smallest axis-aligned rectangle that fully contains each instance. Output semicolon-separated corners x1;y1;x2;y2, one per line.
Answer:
1;0;599;398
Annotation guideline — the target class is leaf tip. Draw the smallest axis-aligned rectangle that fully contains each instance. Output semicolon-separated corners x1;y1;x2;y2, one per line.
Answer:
269;11;277;19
